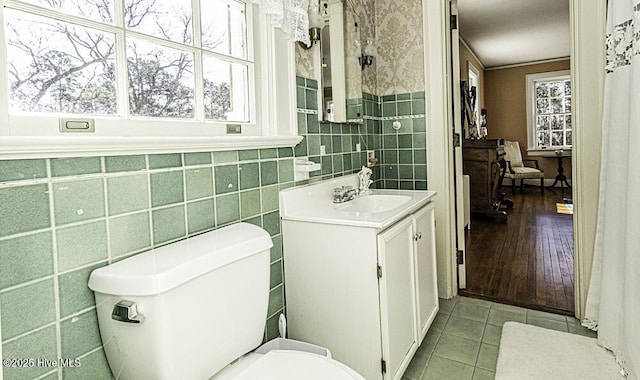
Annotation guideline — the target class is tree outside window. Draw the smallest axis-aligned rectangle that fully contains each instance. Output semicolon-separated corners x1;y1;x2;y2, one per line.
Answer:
526;70;572;151
4;0;249;122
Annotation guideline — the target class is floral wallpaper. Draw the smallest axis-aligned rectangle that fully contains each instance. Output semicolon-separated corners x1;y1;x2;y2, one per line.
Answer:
359;0;377;95
374;0;425;95
345;5;363;100
295;43;316;79
295;0;425;97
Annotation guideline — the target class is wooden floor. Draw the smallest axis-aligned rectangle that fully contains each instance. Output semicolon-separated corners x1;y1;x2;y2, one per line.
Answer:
460;187;575;314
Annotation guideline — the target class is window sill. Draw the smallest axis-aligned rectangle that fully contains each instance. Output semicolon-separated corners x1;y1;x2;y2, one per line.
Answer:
0;135;303;159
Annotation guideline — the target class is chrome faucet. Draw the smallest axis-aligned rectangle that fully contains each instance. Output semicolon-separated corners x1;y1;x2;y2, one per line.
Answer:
333;186;362;204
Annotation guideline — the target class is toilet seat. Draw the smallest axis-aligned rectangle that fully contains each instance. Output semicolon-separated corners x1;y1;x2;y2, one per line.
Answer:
233;350;365;380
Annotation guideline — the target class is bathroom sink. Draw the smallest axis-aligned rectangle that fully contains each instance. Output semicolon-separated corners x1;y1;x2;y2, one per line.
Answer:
336;194;412;213
279;174;437;229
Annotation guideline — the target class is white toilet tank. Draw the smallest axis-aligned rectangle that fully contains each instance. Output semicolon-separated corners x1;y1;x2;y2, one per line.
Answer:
88;223;273;380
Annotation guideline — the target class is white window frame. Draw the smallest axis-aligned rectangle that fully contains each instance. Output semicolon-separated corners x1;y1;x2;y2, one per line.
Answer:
525;69;572;155
0;0;300;159
467;61;480;127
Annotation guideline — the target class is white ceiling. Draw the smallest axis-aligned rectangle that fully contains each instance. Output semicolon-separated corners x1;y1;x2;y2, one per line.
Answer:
457;0;570;68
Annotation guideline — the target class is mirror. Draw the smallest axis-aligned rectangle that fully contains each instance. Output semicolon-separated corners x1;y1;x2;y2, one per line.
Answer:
344;4;363;122
319;0;363;123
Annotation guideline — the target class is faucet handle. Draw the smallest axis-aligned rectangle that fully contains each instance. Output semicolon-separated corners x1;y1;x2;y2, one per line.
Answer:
333;188;343;203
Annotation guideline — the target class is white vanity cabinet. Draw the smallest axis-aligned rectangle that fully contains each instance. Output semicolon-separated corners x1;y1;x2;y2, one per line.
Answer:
412;204;439;341
281;198;438;380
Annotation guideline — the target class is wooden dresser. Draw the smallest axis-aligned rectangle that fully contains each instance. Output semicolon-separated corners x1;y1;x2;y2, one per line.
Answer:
462;139;506;217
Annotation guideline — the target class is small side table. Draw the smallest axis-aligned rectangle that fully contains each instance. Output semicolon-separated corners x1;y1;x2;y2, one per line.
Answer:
543;151;571;192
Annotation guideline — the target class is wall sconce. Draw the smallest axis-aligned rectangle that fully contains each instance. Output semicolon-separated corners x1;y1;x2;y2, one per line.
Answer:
299;2;325;50
360;39;377;70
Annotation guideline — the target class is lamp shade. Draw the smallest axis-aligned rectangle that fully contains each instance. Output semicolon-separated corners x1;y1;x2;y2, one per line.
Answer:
363;39;377;57
308;7;325;29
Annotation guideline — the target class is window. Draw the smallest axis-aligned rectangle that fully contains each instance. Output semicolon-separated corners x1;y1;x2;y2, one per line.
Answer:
4;0;250;120
467;61;480;128
0;0;299;156
526;70;572;151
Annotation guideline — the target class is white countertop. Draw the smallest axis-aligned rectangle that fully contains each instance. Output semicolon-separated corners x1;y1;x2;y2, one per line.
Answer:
279;175;437;229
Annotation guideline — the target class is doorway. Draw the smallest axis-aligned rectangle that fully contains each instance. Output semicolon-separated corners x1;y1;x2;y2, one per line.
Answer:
422;0;603;319
454;1;575;314
461;190;575;314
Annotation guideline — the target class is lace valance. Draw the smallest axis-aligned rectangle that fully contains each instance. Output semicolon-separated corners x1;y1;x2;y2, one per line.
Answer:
250;0;311;45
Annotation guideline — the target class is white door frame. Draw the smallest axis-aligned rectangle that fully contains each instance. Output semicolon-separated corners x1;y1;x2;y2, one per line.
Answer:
570;0;606;319
423;0;458;299
423;0;606;317
448;1;467;289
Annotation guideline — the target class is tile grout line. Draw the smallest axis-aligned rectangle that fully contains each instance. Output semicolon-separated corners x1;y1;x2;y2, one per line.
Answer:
0;226;54;242
102;157;112;267
45;158;64;380
180;162;189;238
0;319;56;345
0;275;56;295
0;164;191;190
145;155;155;250
211;166;219;229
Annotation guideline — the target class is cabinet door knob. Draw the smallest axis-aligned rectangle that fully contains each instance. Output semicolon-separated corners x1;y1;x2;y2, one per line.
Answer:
418;232;422;239
414;233;420;241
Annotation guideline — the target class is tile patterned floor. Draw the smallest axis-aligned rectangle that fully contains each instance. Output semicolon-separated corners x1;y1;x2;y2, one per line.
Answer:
402;296;597;380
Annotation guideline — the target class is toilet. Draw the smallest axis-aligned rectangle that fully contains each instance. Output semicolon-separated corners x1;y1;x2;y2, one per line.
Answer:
88;222;364;380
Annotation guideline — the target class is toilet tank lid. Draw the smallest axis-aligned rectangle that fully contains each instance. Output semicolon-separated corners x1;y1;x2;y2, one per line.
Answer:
88;223;273;296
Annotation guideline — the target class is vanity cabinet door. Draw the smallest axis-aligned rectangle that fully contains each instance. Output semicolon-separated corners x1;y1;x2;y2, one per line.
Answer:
377;217;418;380
413;203;439;342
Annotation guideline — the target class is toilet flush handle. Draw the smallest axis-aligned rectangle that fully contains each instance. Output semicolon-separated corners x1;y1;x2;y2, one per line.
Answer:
112;300;145;324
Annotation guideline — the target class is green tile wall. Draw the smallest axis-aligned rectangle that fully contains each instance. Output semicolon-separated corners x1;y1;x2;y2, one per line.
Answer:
294;77;368;183
0;77;428;380
332;90;428;191
377;91;428;190
0;147;307;380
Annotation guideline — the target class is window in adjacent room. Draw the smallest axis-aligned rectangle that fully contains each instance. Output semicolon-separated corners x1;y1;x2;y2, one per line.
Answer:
467;61;481;128
526;70;572;151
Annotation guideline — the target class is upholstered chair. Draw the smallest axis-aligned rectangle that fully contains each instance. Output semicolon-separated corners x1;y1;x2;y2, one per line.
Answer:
503;140;545;194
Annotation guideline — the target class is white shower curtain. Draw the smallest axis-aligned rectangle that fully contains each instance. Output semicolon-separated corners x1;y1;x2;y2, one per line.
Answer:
584;1;640;379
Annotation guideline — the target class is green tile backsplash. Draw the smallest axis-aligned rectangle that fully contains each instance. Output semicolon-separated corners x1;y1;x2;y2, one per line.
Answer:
58;264;104;318
0;159;47;182
2;326;57;380
185;168;214;201
186;199;215;235
148;153;182;169
56;221;108;272
0;76;427;380
0;232;53;289
52;179;105;225
150;171;184;207
50;157;101;177
108;212;151;258
0;279;56;340
0;145;310;379
107;174;149;215
152;205;186;245
294;79;369;182
104;155;146;173
377;91;428;190
60;310;102;360
0;184;50;237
